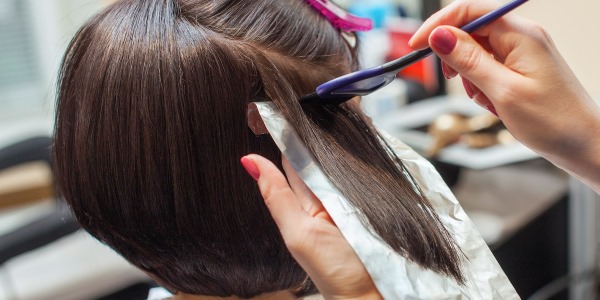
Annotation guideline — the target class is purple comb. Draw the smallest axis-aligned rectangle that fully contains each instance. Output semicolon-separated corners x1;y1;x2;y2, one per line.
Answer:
302;0;530;105
306;0;373;32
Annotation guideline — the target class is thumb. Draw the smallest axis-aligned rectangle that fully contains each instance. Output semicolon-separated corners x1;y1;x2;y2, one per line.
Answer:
429;26;518;98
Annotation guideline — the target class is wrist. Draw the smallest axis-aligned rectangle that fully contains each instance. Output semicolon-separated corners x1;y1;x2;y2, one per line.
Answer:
575;124;600;193
552;109;600;193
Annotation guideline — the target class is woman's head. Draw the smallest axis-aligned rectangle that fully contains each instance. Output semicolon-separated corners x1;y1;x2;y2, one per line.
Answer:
54;0;462;298
54;0;352;297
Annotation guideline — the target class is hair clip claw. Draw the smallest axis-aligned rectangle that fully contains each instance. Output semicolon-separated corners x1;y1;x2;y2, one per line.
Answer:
306;0;373;32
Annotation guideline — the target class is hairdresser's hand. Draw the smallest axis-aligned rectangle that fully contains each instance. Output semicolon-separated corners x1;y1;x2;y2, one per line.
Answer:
240;155;382;300
409;0;600;191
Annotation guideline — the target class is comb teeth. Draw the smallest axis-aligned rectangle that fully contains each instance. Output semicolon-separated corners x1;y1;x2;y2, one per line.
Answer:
299;92;319;103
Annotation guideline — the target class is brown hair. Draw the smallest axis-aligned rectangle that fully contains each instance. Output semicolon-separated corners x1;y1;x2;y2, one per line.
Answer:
53;0;463;297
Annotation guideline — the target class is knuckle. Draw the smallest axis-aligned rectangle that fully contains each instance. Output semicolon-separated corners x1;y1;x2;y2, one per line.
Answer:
258;182;273;201
458;44;484;74
494;82;522;106
491;83;511;103
260;184;285;204
494;92;513;106
526;22;554;46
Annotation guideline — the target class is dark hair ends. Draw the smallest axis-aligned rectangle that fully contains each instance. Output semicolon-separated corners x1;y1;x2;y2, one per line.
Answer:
53;0;464;298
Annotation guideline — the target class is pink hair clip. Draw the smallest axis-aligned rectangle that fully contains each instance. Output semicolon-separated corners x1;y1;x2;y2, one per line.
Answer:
306;0;373;32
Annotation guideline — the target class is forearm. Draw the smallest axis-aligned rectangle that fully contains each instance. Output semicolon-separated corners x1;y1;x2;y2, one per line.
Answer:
569;171;600;195
549;113;600;194
562;145;600;195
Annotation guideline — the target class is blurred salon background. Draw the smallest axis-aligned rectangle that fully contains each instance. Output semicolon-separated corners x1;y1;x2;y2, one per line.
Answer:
0;0;599;299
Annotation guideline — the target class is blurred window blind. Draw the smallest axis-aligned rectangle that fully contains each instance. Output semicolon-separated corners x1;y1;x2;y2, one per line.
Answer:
0;0;41;116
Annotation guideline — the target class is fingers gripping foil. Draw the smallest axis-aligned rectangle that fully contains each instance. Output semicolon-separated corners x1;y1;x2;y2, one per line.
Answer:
251;102;519;299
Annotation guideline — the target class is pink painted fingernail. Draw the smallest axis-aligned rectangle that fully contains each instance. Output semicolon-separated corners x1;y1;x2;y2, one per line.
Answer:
462;78;474;99
430;27;457;55
241;156;260;181
487;105;499;117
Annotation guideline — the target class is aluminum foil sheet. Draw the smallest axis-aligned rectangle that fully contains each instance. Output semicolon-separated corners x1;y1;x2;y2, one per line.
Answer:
250;102;519;299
